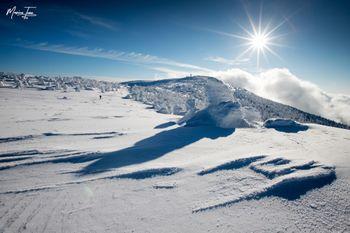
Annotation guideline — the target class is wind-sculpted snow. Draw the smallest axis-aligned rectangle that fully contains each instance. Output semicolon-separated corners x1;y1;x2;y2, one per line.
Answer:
193;156;336;212
0;150;98;170
108;167;182;180
124;76;235;115
179;101;254;128
198;155;266;175
0;167;182;195
249;159;319;179
259;157;291;166
0;135;35;143
0;150;45;158
42;131;123;137
0;71;119;92
0;131;124;146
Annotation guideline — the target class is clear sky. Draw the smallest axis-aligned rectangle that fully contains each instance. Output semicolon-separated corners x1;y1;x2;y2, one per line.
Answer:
0;0;349;93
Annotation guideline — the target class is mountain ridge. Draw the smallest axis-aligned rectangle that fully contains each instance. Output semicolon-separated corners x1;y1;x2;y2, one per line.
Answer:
122;76;350;129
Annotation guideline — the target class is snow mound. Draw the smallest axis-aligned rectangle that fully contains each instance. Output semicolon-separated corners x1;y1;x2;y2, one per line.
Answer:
264;118;309;133
124;76;235;115
179;101;254;128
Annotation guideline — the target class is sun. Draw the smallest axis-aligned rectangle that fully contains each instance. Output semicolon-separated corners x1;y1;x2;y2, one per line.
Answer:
228;7;287;70
201;5;288;70
234;19;284;70
250;33;269;50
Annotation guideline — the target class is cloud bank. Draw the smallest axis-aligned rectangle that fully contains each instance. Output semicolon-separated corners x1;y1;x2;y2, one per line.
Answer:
215;68;350;125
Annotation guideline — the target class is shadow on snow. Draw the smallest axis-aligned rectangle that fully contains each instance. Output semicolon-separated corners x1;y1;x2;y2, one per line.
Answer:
269;125;309;133
78;126;234;175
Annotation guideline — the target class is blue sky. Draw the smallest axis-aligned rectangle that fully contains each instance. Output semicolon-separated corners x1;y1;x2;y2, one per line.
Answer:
0;0;349;93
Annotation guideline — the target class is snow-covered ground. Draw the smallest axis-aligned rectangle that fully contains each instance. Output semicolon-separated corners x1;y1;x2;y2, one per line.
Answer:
0;88;349;232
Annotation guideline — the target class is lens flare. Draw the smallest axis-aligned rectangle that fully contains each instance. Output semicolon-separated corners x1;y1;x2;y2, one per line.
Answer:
222;5;289;70
201;5;291;70
233;17;286;71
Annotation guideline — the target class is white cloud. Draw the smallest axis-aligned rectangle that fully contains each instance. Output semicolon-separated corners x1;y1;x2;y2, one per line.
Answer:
215;68;350;125
19;42;212;73
212;68;257;90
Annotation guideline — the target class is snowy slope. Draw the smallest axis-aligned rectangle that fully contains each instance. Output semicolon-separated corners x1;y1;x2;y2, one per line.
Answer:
0;88;349;232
